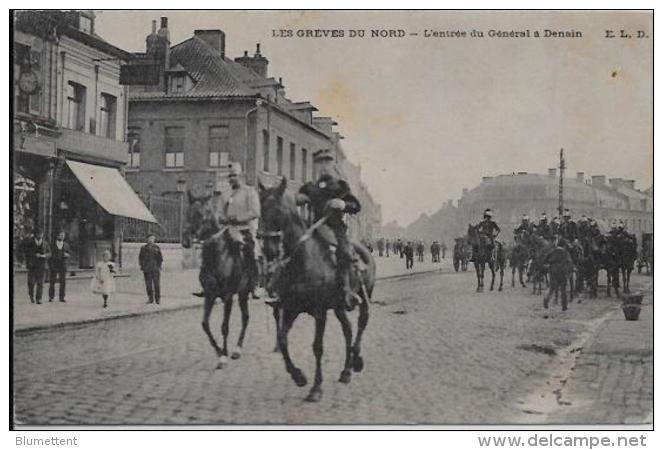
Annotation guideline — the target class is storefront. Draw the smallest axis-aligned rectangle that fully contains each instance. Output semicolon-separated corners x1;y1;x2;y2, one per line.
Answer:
53;159;157;269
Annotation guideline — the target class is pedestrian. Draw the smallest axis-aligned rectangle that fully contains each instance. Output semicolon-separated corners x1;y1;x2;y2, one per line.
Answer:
23;228;51;304
48;230;70;303
441;242;447;259
139;233;163;305
92;250;116;308
404;241;414;270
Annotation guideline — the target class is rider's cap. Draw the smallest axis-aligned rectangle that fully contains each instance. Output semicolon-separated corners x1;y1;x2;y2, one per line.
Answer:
313;149;335;162
228;162;242;175
611;220;618;228
563;209;571;217
618;220;625;228
540;213;547;220
580;215;587;221
484;208;493;217
522;214;529;220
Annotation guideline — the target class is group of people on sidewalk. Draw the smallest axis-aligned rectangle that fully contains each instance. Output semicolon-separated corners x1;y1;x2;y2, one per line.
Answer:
19;229;164;309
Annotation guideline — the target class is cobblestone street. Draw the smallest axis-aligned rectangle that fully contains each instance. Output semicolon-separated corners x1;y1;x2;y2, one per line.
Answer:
12;264;653;426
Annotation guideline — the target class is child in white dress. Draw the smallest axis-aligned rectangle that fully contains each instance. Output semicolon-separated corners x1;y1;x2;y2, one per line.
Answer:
92;250;116;308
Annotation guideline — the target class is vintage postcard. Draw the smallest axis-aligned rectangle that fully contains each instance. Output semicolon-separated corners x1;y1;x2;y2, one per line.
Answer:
11;9;653;429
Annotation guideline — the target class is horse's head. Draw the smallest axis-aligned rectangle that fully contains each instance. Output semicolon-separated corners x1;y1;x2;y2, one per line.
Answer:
182;190;217;248
258;177;295;262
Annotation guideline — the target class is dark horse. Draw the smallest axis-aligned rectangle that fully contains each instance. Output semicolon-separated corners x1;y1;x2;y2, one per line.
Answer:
258;178;376;402
509;237;529;288
182;191;252;369
467;224;504;292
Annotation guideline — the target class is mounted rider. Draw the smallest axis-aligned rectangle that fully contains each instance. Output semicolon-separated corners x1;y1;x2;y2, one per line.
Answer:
477;208;501;251
215;162;261;296
577;215;589;240
513;214;532;243
559;209;578;243
296;149;361;309
536;213;552;241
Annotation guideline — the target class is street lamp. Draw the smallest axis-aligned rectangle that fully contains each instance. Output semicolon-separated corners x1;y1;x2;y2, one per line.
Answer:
177;177;187;243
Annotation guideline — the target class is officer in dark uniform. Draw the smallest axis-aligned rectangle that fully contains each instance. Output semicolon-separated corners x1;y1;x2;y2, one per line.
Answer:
536;213;552;240
23;228;51;304
477;208;501;250
577;215;589;241
296;149;361;309
513;214;531;242
559;209;577;242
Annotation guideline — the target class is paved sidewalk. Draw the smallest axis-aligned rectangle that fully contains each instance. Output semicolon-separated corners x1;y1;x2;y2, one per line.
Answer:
547;277;653;425
13;255;449;331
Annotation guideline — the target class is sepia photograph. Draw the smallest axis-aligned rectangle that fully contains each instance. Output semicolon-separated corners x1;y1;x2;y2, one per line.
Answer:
10;9;653;429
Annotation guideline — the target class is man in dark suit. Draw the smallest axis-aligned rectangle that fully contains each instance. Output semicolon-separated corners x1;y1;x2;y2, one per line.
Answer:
139;233;163;304
48;230;70;302
23;228;51;304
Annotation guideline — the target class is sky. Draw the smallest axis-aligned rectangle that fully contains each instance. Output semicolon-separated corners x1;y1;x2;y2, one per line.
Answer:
95;10;653;226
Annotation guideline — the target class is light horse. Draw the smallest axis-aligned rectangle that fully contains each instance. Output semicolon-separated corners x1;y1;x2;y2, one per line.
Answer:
182;191;252;369
258;178;376;402
467;224;504;292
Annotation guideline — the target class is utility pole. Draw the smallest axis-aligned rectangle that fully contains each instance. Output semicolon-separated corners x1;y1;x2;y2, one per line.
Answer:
558;148;565;217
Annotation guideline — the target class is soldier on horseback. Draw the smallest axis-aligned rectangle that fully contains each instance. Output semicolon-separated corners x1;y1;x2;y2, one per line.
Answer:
215;162;261;297
536;213;552;240
296;149;361;310
513;214;531;242
477;208;500;252
559;209;578;243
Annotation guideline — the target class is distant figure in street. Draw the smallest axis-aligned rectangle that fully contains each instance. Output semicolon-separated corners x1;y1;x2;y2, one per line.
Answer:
92;250;116;308
139;233;163;305
543;238;575;313
377;237;385;257
430;240;440;263
416;241;425;262
23;228;51;304
441;241;447;259
48;230;70;303
385;239;391;257
404;241;414;269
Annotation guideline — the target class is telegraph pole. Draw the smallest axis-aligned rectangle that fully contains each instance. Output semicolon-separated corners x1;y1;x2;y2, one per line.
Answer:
558;148;565;217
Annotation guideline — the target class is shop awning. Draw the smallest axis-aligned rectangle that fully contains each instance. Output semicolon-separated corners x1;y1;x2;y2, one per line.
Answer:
66;160;157;223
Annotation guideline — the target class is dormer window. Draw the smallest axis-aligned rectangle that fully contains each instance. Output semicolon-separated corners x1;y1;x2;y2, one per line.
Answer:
79;13;94;34
170;75;186;93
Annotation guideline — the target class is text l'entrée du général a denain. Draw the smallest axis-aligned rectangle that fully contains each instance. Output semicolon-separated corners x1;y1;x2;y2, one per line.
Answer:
271;28;584;39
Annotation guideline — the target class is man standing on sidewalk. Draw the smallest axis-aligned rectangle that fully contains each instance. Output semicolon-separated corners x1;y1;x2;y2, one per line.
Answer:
23;228;51;304
48;231;70;303
139;233;163;305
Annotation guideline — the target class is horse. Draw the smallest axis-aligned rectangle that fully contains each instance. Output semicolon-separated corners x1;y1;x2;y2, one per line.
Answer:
467;225;503;292
182;191;253;369
617;234;638;294
509;237;529;288
528;235;554;295
258;178;376;402
595;235;621;298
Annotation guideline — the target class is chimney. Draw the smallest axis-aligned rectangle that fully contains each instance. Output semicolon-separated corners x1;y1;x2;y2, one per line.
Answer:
234;43;269;78
194;30;226;59
624;179;636;189
548;168;557;178
158;17;170;42
609;177;624;189
592;175;606;187
576;171;584;183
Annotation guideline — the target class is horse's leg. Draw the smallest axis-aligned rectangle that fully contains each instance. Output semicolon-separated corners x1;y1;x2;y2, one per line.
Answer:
201;295;223;364
232;292;250;360
512;266;516;287
352;292;369;373
520;266;527;288
334;307;353;384
218;294;233;368
305;312;327;402
498;262;504;291
272;303;281;353
489;262;496;291
561;278;568;311
475;263;482;292
277;307;307;387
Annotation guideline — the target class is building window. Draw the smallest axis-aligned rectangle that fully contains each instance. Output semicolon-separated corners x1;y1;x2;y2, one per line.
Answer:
169;74;186;93
99;93;117;139
276;136;284;176
209;125;229;167
301;148;308;182
66;81;86;131
262;130;270;172
79;15;93;33
165;127;184;168
127;127;141;168
289;143;296;180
